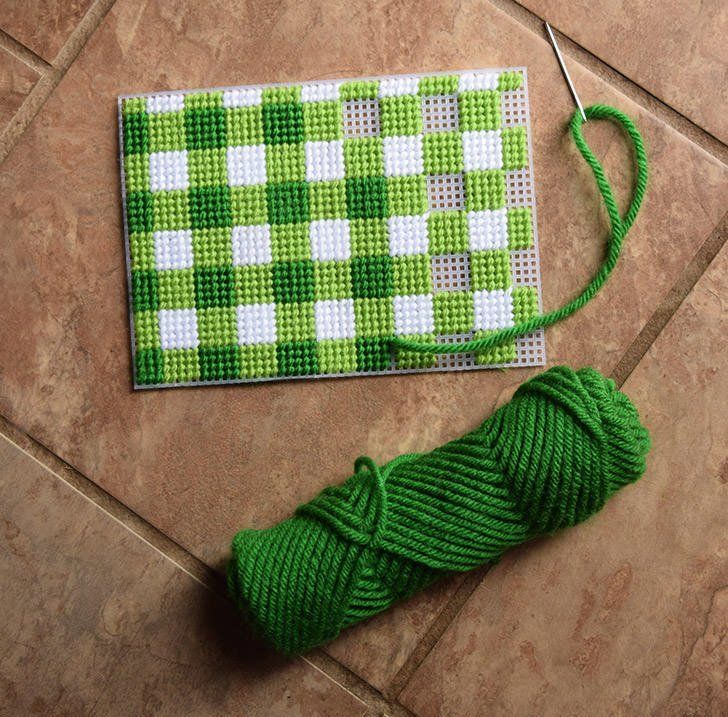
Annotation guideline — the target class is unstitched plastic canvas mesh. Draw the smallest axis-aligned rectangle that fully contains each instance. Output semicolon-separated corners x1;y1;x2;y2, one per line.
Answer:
118;68;545;388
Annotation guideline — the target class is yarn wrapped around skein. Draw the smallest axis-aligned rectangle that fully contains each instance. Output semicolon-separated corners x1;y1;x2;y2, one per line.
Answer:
228;366;650;654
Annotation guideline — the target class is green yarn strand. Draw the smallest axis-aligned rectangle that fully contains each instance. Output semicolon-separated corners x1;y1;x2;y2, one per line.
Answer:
390;104;649;356
228;365;650;654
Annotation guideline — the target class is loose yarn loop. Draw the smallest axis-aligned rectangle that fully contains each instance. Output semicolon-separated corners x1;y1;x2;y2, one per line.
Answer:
228;366;650;654
390;104;649;356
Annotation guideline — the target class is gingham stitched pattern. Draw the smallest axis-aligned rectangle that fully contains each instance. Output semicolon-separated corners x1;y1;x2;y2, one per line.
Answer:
120;69;543;386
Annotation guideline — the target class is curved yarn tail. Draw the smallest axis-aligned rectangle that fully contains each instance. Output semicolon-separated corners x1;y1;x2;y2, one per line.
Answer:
390;104;649;356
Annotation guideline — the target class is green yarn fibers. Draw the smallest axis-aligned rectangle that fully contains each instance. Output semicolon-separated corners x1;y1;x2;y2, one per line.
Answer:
228;105;651;653
392;104;649;357
228;365;650;654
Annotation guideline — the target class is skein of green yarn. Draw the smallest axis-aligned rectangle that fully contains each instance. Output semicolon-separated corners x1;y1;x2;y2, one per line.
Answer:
228;366;650;654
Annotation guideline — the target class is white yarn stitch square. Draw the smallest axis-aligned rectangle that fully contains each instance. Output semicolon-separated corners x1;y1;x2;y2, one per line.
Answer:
383;135;424;177
223;88;263;108
231;225;272;266
462;130;503;171
388;215;429;256
309;218;351;261
158;308;199;350
379;77;420;97
236;303;277;345
305;140;345;182
146;94;185;114
149;150;189;191
227;144;267;186
459;72;499;92
473;289;514;331
301;82;341;102
153;229;194;271
314;298;356;340
393;294;435;336
467;209;508;251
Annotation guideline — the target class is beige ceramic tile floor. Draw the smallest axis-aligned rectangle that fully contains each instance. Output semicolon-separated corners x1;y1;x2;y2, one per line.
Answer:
0;1;726;715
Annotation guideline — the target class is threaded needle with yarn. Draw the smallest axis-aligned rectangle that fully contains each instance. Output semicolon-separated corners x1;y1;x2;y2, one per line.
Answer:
228;366;650;654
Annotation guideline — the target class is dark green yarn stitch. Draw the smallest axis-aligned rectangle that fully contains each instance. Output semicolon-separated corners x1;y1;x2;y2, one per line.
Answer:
228;365;650;654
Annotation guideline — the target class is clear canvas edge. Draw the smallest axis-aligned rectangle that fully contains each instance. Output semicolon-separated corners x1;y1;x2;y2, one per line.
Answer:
117;66;547;390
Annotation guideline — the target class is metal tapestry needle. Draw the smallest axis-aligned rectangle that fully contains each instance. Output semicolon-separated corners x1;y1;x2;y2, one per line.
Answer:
545;21;587;122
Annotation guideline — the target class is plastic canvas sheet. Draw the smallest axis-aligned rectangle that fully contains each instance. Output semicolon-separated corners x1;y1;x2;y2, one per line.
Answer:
118;68;545;388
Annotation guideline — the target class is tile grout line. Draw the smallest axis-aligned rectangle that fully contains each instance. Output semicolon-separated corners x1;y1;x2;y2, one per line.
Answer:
388;567;489;701
3;430;219;592
0;414;221;592
488;0;728;166
299;659;382;717
611;210;728;386
306;650;418;717
0;27;53;74
0;0;118;165
0;421;406;715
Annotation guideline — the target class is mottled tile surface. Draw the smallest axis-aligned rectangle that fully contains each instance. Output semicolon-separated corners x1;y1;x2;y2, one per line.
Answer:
400;242;728;716
326;573;465;691
0;434;366;716
0;48;38;131
521;0;728;143
0;0;727;692
0;0;93;63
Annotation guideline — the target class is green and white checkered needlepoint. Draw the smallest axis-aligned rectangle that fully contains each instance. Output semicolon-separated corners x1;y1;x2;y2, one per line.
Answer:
120;69;544;386
120;70;647;387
